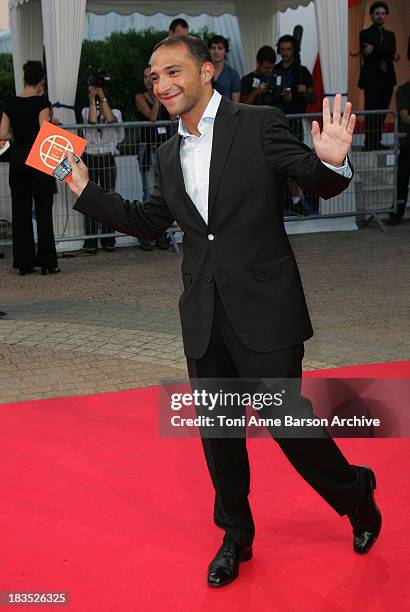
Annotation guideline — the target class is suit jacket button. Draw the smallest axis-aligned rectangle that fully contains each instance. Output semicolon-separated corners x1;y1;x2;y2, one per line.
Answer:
208;233;215;241
206;275;214;282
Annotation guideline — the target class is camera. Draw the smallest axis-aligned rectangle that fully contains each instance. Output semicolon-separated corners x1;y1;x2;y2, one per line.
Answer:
256;73;282;107
87;67;111;89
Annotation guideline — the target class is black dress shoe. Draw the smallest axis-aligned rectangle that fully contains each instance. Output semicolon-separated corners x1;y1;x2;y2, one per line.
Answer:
348;466;382;554
41;266;61;275
208;537;252;587
18;267;36;276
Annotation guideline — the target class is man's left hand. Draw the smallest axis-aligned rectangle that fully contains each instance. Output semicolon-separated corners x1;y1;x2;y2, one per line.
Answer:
311;94;356;167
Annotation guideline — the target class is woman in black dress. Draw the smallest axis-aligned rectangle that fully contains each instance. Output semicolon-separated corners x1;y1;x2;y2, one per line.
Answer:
0;61;60;275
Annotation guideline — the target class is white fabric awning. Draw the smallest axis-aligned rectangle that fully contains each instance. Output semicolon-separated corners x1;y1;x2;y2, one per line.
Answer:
315;0;348;105
86;1;236;16
10;0;312;12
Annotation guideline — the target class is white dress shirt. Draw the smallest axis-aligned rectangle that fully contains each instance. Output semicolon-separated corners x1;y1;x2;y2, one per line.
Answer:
178;90;352;225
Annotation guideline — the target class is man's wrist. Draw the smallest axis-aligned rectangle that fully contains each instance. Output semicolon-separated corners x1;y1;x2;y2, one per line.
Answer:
75;178;90;199
321;157;352;178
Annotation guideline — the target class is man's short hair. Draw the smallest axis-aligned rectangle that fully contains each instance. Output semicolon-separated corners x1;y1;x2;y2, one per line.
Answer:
369;1;389;14
278;34;296;50
209;35;229;53
256;45;276;65
169;18;189;32
153;35;212;66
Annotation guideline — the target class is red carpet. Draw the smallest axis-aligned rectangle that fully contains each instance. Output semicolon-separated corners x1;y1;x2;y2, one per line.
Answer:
1;360;409;611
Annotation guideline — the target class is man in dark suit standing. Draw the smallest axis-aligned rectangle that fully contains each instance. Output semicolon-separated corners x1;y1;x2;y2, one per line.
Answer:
67;36;382;587
358;1;399;150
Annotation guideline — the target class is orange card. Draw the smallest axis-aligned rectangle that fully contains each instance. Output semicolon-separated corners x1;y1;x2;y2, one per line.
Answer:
25;121;87;182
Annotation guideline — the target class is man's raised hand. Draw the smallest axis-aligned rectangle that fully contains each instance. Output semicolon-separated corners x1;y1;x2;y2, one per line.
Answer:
311;93;356;167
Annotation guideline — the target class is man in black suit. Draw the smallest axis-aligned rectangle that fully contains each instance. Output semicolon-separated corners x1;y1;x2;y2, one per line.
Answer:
358;1;399;150
67;36;382;587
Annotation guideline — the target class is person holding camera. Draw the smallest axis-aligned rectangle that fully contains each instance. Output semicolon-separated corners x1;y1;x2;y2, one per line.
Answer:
81;76;124;253
273;35;318;216
273;35;316;140
240;46;277;105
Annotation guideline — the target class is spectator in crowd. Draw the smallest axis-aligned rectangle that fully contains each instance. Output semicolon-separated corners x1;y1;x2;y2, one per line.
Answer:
0;251;5;315
81;79;124;253
0;61;60;276
135;66;172;250
209;35;241;102
274;34;316;140
358;2;399;150
240;46;276;105
388;65;410;225
274;34;318;215
168;18;189;37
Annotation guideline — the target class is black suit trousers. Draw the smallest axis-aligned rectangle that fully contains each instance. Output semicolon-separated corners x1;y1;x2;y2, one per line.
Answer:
187;288;367;546
364;80;393;149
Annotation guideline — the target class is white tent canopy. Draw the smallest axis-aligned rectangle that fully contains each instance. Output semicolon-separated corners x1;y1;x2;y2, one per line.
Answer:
9;0;345;124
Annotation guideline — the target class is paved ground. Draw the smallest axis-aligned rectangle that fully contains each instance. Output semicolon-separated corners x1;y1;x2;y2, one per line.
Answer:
1;219;409;404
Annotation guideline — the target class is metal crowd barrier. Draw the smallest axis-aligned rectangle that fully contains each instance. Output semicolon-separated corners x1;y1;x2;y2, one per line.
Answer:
0;110;399;254
282;109;398;231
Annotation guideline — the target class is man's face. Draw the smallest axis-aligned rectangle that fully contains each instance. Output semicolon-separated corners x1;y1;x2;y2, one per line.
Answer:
371;7;387;26
150;43;213;116
210;42;227;63
257;61;275;78
279;42;294;63
169;25;189;37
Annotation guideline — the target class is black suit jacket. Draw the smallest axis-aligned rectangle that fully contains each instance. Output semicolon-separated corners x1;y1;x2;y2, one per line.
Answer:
358;25;397;88
74;98;353;359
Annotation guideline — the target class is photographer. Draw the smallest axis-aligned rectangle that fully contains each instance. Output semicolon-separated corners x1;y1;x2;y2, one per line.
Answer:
240;46;277;105
81;72;124;254
273;35;316;140
273;36;318;215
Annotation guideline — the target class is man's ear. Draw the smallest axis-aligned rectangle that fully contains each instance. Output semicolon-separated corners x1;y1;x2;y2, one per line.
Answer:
201;61;214;85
